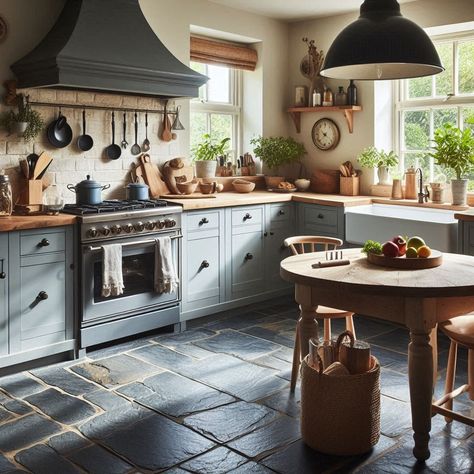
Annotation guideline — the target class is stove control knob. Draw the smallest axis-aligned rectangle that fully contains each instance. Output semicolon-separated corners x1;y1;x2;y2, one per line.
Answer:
134;221;145;232
124;223;133;233
145;221;155;231
157;220;166;229
112;225;122;234
88;228;98;238
101;226;111;236
165;218;176;228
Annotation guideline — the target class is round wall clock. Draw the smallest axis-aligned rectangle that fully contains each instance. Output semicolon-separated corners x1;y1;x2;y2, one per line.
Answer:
311;118;340;151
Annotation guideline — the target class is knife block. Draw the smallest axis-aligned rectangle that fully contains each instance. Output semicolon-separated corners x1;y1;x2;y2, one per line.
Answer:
20;180;43;205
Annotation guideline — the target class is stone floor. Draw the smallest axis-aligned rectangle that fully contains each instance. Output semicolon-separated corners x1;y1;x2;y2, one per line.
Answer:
0;296;472;473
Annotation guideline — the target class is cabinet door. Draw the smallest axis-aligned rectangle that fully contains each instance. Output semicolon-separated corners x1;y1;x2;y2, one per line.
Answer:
230;230;265;298
0;235;8;356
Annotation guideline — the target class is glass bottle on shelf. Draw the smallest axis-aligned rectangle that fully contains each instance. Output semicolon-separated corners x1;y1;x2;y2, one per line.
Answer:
0;170;12;216
322;87;334;106
335;86;348;106
312;89;322;107
347;80;358;105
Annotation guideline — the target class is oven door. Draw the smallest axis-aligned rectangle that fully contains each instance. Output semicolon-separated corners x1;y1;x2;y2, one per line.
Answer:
81;231;180;325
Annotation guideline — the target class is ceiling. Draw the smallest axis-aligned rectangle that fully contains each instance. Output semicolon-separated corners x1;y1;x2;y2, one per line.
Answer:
207;0;418;22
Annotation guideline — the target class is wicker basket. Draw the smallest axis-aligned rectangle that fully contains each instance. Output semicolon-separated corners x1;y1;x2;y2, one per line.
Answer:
301;355;381;456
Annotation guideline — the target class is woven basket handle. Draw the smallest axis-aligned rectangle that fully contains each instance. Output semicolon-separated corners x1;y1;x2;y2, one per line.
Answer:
335;330;355;354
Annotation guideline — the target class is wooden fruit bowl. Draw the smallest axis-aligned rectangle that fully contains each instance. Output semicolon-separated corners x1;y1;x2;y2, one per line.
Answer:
367;250;443;270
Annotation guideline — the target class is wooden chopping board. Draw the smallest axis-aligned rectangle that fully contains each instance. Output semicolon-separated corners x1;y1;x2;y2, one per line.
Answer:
139;154;169;197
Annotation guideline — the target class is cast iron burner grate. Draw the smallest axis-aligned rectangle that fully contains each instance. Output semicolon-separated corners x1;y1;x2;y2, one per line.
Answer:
62;199;168;215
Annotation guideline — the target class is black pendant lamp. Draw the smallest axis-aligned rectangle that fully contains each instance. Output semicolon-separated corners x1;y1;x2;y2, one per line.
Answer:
320;0;444;80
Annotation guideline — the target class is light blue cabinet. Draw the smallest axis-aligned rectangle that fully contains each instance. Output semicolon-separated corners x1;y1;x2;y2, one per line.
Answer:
0;234;8;357
298;203;345;240
1;226;75;369
458;220;474;255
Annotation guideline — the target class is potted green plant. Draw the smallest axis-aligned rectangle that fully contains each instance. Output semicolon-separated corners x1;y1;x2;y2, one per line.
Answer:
250;135;306;188
430;123;474;206
192;133;230;178
0;95;44;141
357;147;398;185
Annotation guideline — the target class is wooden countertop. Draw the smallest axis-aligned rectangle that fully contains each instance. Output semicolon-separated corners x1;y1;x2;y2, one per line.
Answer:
0;214;77;232
164;191;373;210
454;210;474;221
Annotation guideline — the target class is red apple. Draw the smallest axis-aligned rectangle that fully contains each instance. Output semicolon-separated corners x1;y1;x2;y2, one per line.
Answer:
382;241;399;258
391;235;407;256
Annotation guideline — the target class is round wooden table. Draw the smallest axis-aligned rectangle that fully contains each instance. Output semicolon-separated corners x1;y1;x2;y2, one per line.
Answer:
280;248;474;461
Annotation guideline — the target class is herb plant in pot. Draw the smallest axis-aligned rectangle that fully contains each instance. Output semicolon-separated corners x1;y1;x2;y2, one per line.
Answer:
250;136;306;189
192;134;230;178
430;123;474;206
0;95;44;141
357;147;398;186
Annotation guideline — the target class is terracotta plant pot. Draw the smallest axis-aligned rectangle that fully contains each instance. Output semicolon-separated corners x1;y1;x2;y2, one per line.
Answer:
264;176;284;189
194;160;217;179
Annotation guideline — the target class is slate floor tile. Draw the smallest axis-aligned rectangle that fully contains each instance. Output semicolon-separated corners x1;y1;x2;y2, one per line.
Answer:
0;453;18;472
259;388;301;418
0;373;45;398
172;343;216;359
128;344;195;371
194;329;282;360
184;401;278;443
430;445;474;474
371;346;408;374
380;368;410;402
91;412;215;471
203;311;284;331
25;388;96;424
0;413;61;452
118;371;235;418
87;336;155;360
84;389;132;411
271;346;294;364
0;407;13;424
253;354;292;372
153;328;216;347
178;354;288;402
48;431;91;455
380;396;412;438
15;444;80;474
71;354;160;388
228;416;300;459
242;325;295;348
227;462;274;473
180;446;248;474
68;444;133;474
2;399;32;416
30;367;98;395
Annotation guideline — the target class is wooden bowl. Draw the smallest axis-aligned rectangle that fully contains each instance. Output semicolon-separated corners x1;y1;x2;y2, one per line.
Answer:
232;179;255;193
176;181;198;195
367;250;442;269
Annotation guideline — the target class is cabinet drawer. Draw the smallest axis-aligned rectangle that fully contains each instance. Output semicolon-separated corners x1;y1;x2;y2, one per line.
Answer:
20;231;65;256
268;203;292;225
232;207;263;234
187;211;220;235
304;206;338;230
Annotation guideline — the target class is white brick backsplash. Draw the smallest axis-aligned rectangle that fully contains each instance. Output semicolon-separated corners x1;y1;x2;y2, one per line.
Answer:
77;92;96;104
94;94;122;107
0;155;14;169
94;158;123;170
0;142;7;154
92;170;128;182
49;157;79;172
6;141;31;155
38;89;57;102
121;96;138;108
55;171;91;184
56;90;78;104
76;159;95;171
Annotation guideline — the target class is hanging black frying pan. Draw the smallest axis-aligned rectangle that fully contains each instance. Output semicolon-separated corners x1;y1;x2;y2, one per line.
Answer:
47;111;73;148
105;111;122;160
77;109;94;151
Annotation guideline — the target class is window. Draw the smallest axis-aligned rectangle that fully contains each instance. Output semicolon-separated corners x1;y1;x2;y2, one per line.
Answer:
396;34;474;184
190;61;242;159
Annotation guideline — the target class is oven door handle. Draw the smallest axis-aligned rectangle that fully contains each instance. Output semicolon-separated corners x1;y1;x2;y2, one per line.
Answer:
84;233;183;253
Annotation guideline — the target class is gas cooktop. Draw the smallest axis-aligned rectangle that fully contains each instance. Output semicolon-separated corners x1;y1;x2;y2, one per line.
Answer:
62;199;169;215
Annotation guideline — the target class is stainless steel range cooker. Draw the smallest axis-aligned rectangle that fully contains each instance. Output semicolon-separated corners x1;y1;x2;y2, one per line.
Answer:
62;200;182;349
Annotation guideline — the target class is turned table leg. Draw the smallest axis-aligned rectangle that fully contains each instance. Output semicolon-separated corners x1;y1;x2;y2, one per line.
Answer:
408;328;433;461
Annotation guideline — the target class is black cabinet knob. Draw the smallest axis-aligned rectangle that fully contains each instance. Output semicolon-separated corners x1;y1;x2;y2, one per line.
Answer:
264;232;268;237
278;210;285;216
243;213;252;221
0;272;5;279
199;218;209;225
201;260;210;268
38;238;50;247
317;213;324;219
37;291;48;301
245;252;253;261
270;231;274;236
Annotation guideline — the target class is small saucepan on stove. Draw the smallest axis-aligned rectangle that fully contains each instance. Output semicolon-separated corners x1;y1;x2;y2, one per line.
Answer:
126;182;149;201
67;175;111;205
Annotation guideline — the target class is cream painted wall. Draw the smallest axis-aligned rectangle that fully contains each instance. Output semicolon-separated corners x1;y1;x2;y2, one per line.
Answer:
288;0;474;193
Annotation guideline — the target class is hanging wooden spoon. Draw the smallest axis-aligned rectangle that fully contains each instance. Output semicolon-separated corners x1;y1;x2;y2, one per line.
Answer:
161;102;172;142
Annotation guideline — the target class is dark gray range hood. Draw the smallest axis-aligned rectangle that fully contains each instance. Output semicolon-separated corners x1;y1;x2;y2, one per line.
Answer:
11;0;207;98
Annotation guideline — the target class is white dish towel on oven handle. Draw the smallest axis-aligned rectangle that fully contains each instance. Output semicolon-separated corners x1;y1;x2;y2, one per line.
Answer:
155;236;179;294
101;243;124;297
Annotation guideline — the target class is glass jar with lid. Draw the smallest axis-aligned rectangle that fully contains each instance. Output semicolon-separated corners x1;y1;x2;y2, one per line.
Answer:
0;171;12;216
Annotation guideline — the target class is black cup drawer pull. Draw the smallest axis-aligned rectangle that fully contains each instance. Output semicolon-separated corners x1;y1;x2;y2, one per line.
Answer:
278;209;285;216
0;259;5;279
36;291;48;301
317;213;324;219
38;238;50;247
243;213;252;221
199;218;209;226
201;260;210;268
245;252;253;261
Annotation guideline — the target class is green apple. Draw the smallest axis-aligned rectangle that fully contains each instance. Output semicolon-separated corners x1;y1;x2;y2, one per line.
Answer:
406;247;418;258
406;236;426;250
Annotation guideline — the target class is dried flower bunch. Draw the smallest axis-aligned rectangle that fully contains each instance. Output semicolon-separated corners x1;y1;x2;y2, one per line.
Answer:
301;37;325;79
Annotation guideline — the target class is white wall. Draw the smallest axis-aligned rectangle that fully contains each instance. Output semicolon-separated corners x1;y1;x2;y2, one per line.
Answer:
0;0;288;201
287;0;474;193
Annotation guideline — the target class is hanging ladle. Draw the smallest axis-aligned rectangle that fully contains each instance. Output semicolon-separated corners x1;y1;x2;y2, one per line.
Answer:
105;111;122;160
77;109;94;151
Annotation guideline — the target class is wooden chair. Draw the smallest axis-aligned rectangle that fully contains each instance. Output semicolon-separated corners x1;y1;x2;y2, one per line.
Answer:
284;236;356;391
432;314;474;427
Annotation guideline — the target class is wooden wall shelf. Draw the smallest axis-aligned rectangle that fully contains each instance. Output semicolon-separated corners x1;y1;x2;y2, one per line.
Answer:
288;105;362;134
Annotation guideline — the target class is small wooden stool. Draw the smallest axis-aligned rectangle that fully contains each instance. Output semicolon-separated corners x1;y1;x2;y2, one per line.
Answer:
432;314;474;427
284;236;356;391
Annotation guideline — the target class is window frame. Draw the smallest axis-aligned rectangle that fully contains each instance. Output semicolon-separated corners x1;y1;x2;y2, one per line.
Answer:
190;62;243;159
395;32;474;182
